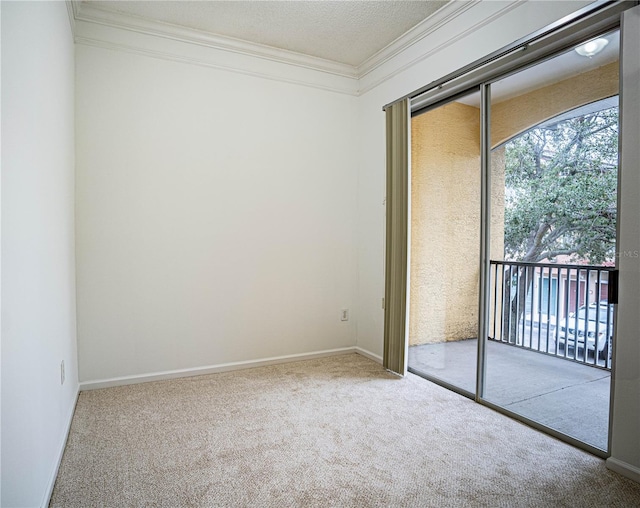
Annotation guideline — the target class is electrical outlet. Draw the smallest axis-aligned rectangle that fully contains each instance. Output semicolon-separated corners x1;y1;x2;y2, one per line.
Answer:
341;309;349;321
61;360;65;385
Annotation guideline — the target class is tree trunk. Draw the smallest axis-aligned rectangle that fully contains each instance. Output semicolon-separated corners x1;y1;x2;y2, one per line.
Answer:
502;265;534;344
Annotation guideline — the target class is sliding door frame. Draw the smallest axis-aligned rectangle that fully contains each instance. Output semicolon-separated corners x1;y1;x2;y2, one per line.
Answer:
475;38;623;458
387;0;638;458
476;83;491;402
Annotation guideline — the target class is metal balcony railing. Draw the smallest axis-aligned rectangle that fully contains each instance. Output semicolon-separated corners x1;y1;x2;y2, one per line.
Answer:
489;260;615;370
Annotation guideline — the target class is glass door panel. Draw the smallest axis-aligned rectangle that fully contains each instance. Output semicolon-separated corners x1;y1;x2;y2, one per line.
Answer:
407;89;481;396
483;31;619;451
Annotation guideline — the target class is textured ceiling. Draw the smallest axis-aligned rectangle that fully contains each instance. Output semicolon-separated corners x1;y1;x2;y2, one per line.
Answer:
84;1;449;67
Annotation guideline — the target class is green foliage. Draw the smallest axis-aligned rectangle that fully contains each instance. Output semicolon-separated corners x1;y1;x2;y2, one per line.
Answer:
501;104;618;264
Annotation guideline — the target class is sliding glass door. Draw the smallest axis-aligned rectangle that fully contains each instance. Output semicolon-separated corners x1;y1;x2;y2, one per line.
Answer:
405;14;628;455
482;31;619;452
407;89;481;396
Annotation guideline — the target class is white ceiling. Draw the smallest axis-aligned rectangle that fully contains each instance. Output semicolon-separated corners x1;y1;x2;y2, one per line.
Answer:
455;30;620;107
84;0;449;67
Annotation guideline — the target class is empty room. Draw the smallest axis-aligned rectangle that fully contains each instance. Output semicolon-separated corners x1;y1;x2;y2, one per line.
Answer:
2;1;640;507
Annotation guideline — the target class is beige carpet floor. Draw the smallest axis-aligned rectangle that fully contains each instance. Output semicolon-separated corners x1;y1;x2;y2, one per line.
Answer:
51;353;640;507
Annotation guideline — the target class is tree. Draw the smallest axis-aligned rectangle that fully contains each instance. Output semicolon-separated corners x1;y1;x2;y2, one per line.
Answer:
499;103;618;341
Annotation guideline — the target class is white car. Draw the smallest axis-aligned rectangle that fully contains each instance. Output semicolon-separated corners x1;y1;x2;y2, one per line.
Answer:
557;302;614;360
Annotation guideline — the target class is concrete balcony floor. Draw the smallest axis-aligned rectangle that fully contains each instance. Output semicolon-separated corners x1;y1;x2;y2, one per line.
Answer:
408;339;610;451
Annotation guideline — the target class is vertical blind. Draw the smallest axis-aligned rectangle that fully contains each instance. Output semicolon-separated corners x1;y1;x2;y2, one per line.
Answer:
383;99;410;376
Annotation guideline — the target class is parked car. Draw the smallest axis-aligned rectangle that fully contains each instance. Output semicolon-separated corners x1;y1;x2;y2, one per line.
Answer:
557;302;614;360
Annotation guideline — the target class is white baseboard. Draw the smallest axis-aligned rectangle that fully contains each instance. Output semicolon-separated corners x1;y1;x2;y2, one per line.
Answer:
42;386;80;508
79;347;360;391
354;347;383;364
606;457;640;484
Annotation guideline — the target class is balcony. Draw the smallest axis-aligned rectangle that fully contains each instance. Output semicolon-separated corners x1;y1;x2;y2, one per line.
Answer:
489;260;615;370
408;260;615;451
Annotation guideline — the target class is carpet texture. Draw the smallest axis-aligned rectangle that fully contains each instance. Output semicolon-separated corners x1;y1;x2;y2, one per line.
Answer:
51;353;640;507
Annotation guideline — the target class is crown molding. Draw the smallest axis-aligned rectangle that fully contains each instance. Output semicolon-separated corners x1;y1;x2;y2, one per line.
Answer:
65;1;76;39
357;0;479;79
357;0;526;95
70;0;530;97
73;1;357;80
74;34;359;96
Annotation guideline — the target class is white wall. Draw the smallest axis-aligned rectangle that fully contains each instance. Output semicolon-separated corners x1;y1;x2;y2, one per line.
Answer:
354;0;592;357
1;2;78;507
608;3;640;482
75;43;358;383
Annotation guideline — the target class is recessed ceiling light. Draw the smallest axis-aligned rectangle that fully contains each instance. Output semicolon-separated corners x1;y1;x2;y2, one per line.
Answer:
575;38;609;57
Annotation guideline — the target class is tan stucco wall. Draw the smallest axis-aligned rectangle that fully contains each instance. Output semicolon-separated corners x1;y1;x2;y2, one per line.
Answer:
488;147;506;337
410;102;481;345
492;62;619;147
